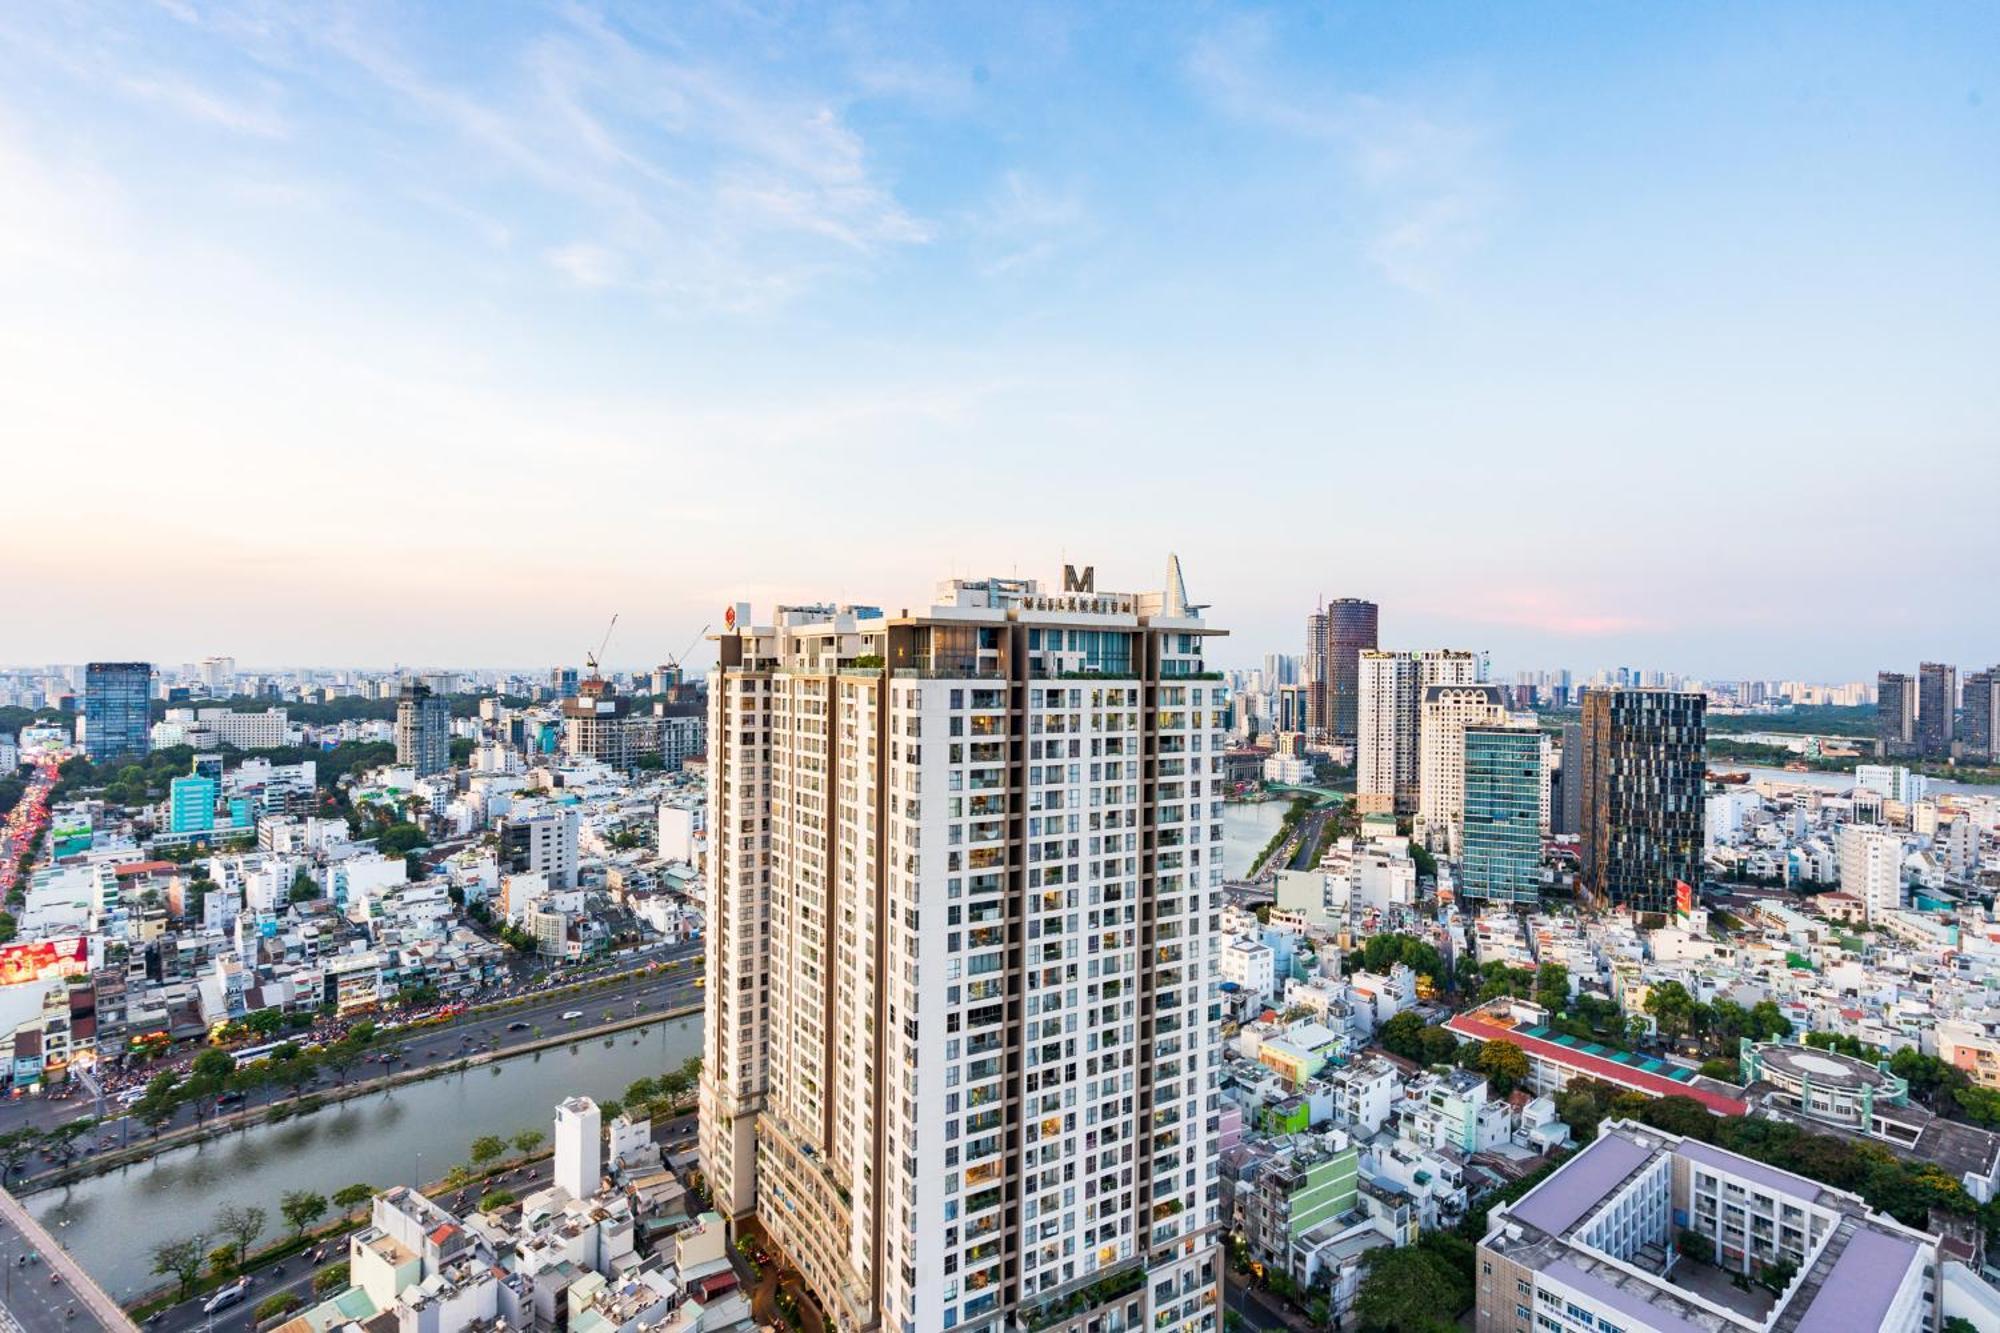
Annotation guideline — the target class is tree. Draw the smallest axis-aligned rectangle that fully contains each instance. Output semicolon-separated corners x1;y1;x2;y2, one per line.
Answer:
1644;981;1698;1043
1557;1088;1604;1144
214;1203;267;1268
322;1038;365;1087
280;1189;328;1237
469;1134;508;1167
478;1189;517;1212
256;1293;304;1322
375;822;428;857
1534;962;1570;1015
45;1118;96;1163
0;1128;43;1179
624;1077;659;1108
1477;1039;1530;1096
1638;1095;1719;1143
151;1235;208;1301
1352;1246;1461;1332
207;1243;238;1280
512;1129;544;1157
1379;1011;1426;1061
333;1183;375;1213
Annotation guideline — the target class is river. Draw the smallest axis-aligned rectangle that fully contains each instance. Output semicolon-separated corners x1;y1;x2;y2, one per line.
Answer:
24;1015;702;1300
1221;800;1291;879
1725;765;1995;800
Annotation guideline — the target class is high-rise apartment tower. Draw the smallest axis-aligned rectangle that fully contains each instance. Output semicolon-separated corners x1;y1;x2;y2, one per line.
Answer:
1917;662;1957;758
1877;671;1916;757
394;681;450;777
701;561;1224;1333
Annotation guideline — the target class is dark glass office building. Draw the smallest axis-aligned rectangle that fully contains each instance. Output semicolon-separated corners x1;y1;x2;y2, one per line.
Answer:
1578;688;1705;915
1306;597;1378;743
84;661;153;764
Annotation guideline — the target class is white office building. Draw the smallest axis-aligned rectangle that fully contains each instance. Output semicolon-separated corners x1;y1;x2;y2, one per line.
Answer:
1839;823;1905;922
554;1095;603;1202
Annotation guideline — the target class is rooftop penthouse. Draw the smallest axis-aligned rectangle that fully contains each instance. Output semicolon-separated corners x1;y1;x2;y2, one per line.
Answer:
1476;1120;1940;1333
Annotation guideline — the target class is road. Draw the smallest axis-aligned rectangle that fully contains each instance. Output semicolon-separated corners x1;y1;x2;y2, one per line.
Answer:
0;756;59;898
0;944;706;1170
1222;1272;1311;1332
144;1112;699;1333
0;1188;131;1333
1287;808;1335;871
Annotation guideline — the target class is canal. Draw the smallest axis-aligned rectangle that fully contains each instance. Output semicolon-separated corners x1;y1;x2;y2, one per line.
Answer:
1221;800;1290;879
25;1014;702;1300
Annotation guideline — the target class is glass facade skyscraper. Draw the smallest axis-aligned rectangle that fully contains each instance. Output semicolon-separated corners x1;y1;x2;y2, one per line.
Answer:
84;661;152;764
1578;688;1706;915
1460;725;1543;904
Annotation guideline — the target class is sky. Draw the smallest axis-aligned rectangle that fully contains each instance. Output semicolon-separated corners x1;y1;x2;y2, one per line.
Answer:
1;2;1996;680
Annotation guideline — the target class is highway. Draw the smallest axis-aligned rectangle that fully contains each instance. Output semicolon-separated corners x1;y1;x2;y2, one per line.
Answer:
1;943;706;1173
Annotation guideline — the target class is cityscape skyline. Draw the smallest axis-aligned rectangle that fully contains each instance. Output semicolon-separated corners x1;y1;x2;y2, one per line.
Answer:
2;3;1996;671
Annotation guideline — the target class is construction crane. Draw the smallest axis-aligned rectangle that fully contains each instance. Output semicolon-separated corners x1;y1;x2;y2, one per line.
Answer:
666;624;709;675
585;613;619;675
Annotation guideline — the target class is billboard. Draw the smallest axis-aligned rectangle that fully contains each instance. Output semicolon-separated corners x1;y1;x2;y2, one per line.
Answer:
1674;880;1694;922
0;936;90;988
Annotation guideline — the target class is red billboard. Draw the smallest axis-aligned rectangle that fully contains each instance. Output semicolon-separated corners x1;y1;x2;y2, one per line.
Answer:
0;937;89;988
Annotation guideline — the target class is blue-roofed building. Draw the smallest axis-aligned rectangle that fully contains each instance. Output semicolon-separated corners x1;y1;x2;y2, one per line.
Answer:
1475;1120;1943;1333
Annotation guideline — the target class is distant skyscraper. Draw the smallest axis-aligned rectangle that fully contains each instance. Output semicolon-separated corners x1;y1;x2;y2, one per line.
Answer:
394;681;450;776
1557;720;1584;836
702;563;1223;1333
1305;597;1377;743
83;661;152;764
550;665;580;699
198;655;235;695
1461;725;1544;904
1877;671;1916;756
1964;667;2000;761
1356;649;1479;815
1578;688;1705;914
1917;662;1957;758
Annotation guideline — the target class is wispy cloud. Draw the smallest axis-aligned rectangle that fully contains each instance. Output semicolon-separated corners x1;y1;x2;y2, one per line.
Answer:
1186;13;1499;294
280;4;931;311
114;71;287;138
970;170;1091;275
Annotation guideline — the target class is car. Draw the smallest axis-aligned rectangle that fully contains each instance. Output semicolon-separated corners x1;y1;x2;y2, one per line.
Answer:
507;1020;530;1031
203;1279;251;1314
561;1011;582;1021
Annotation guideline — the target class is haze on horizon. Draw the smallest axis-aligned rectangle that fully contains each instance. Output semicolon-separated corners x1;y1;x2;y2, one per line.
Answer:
1;2;1995;679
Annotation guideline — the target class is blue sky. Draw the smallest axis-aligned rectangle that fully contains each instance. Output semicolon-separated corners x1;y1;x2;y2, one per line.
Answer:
1;2;1995;677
